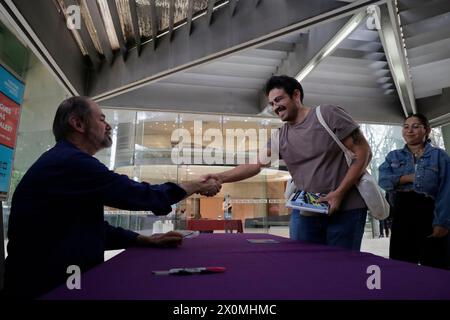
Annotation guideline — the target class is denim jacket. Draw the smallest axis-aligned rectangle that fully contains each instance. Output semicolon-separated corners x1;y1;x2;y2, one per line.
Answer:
378;143;450;229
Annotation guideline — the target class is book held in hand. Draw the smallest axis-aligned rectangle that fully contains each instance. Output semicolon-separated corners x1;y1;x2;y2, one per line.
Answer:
286;190;329;214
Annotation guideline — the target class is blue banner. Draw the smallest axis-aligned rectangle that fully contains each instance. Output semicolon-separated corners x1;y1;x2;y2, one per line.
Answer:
0;144;13;194
0;64;25;105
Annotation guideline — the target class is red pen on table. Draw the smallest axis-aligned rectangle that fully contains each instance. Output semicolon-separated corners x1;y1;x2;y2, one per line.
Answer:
153;266;226;276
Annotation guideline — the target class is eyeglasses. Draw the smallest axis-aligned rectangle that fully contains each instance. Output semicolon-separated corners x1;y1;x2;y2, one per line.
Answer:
403;124;425;130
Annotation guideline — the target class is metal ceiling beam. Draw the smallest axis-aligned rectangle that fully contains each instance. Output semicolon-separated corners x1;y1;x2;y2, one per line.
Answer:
101;83;261;115
84;0;114;64
256;42;294;53
89;0;387;101
254;0;262;7
399;0;450;26
63;0;102;70
321;56;388;68
303;82;391;98
377;2;417;116
295;11;369;82
306;93;405;124
160;73;267;90
206;0;215;25
229;0;237;16
128;0;141;54
107;0;128;60
276;16;351;78
332;47;385;59
168;0;175;41
186;0;194;35
312;64;390;77
410;59;450;95
304;75;391;88
99;80;405;124
149;0;158;50
2;0;86;95
221;55;282;66
417;87;450;127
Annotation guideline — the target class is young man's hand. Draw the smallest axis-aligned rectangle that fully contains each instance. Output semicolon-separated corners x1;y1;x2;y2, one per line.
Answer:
201;173;223;184
318;190;344;214
197;178;222;197
428;226;449;238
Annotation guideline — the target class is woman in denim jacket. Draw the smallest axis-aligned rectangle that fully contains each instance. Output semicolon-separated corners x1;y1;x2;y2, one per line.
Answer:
378;114;449;269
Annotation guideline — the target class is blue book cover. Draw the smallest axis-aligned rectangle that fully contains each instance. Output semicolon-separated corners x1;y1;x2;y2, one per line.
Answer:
286;190;329;214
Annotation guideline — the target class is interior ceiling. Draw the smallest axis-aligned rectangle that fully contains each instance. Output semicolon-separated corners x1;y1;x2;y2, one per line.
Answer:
1;0;449;126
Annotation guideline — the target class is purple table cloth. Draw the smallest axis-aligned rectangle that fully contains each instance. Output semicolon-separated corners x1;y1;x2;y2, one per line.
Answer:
187;219;243;233
43;233;450;300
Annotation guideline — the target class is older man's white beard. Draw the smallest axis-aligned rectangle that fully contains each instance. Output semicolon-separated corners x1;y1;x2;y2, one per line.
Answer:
87;130;112;151
101;135;113;148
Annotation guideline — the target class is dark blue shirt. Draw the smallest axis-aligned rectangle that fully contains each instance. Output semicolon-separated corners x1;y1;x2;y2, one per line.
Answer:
4;140;187;298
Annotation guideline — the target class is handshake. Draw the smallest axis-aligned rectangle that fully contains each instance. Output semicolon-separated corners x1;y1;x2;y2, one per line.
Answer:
180;174;223;197
197;174;223;197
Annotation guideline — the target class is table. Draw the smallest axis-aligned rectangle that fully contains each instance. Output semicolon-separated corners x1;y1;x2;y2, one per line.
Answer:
187;219;243;233
42;234;450;300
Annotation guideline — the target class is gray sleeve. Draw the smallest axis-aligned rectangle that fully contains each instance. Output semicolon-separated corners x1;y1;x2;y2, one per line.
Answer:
321;105;359;141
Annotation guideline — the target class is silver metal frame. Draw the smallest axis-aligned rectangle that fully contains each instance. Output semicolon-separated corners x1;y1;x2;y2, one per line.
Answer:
377;1;417;116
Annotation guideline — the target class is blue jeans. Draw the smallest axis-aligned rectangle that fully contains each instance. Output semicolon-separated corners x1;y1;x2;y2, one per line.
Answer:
290;208;367;250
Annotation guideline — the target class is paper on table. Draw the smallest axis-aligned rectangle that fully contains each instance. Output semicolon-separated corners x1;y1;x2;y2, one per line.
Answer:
153;266;226;275
247;239;280;243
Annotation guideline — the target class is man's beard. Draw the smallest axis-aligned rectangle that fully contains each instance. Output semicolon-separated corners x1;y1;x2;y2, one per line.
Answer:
87;128;112;151
101;134;113;148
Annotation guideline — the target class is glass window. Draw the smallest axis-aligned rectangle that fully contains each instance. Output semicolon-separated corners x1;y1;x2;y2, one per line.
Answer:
100;110;290;234
1;22;68;249
430;127;445;149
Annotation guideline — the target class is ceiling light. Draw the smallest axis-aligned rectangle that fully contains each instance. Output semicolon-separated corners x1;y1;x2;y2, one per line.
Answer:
296;11;366;82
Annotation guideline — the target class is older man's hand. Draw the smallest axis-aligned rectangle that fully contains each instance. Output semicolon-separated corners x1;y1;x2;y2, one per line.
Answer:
137;231;183;247
197;178;222;197
179;178;222;198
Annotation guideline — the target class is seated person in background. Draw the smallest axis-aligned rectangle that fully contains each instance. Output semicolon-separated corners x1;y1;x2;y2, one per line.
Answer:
378;114;449;269
2;96;221;299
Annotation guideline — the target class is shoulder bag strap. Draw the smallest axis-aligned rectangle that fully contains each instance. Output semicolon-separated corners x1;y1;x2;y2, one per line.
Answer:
315;106;354;167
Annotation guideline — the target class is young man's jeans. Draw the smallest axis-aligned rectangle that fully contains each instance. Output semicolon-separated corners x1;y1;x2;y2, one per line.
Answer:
290;208;367;250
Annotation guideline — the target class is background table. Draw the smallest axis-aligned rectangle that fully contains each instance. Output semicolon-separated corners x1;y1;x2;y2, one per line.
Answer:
43;233;450;300
187;219;243;233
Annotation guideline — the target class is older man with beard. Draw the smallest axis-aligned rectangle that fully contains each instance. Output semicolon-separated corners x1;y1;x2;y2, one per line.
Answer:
2;96;221;299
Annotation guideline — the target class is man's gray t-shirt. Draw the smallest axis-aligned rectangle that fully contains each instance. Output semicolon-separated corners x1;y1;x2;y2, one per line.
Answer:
276;104;366;212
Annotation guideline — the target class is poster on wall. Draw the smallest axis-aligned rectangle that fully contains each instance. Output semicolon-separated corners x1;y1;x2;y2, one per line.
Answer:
0;93;21;149
0;64;25;200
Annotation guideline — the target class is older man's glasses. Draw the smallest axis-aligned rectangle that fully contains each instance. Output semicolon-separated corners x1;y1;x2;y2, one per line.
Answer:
403;124;425;130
